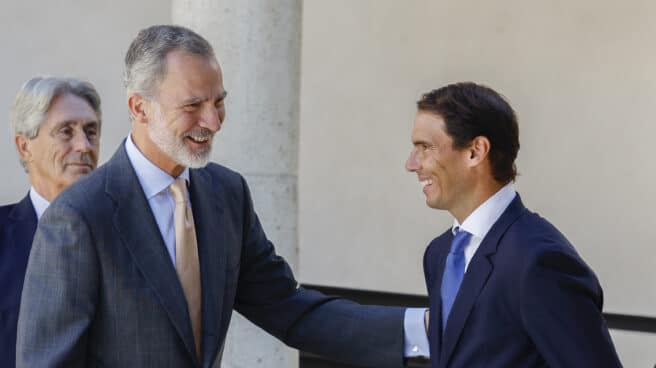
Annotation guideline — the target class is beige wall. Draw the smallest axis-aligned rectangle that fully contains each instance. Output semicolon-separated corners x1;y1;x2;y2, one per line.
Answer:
0;0;171;204
298;0;655;365
297;0;656;331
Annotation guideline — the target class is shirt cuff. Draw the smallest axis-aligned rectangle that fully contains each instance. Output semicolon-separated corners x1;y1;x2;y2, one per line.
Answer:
403;307;430;357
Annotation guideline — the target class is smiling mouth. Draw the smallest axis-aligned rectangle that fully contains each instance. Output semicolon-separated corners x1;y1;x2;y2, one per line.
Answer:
65;163;93;171
186;136;210;143
184;131;214;146
420;178;433;188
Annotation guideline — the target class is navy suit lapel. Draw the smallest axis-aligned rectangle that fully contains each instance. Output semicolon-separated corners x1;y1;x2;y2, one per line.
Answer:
1;196;36;368
189;168;227;367
425;232;451;367
8;195;38;256
3;195;38;307
104;144;199;365
439;195;527;368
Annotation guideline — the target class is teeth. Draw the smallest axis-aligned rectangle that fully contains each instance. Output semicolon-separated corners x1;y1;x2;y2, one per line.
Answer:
188;135;210;142
420;179;432;187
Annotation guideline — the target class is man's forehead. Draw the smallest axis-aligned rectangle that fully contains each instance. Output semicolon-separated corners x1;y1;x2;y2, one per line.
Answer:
412;112;449;140
415;112;447;129
45;95;99;124
169;84;226;102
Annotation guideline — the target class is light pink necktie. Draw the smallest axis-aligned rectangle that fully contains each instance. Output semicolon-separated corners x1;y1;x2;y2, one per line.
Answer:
169;178;202;361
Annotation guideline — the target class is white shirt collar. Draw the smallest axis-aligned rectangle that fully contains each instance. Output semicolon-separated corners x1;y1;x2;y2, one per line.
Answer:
452;183;517;239
29;187;51;220
124;133;190;198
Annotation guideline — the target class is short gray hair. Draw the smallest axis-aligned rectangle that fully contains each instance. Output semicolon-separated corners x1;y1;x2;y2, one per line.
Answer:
123;24;215;97
10;76;102;167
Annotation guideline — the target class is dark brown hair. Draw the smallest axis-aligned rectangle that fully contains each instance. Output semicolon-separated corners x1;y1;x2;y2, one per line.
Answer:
417;82;520;183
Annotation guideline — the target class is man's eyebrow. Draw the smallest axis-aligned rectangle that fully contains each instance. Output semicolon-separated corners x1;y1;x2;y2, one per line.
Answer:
48;120;74;134
179;96;205;106
83;120;100;128
412;138;429;145
180;91;228;107
47;119;97;135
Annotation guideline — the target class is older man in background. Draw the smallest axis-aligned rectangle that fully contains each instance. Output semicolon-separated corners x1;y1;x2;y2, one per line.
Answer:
0;77;101;368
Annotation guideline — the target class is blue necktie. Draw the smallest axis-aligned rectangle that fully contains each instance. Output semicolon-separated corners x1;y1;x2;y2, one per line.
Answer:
440;228;472;334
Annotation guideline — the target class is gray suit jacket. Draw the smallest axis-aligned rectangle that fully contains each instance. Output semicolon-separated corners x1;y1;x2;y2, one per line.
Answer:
17;144;405;368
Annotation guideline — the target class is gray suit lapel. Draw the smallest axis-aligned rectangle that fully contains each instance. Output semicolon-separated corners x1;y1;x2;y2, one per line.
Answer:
189;168;227;367
104;144;199;365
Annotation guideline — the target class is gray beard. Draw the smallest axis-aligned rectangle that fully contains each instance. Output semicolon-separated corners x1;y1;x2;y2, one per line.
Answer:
148;124;211;169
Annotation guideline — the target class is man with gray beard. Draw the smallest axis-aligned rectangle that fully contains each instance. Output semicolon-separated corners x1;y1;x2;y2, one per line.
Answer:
17;25;424;368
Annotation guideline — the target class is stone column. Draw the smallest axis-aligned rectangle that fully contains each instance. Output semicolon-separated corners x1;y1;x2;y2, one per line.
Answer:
172;1;302;367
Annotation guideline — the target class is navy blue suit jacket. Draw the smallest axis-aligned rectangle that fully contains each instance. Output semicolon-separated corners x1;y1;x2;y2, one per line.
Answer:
17;144;405;368
0;195;37;368
424;195;622;368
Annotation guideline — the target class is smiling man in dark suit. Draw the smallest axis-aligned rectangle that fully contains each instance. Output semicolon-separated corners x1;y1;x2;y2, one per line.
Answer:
406;82;622;367
16;25;433;368
0;77;101;368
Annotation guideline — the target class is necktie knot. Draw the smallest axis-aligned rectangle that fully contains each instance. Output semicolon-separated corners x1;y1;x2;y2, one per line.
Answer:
450;228;471;255
169;178;188;204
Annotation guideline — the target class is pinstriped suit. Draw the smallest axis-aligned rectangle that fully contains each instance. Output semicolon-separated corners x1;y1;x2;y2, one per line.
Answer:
17;143;405;368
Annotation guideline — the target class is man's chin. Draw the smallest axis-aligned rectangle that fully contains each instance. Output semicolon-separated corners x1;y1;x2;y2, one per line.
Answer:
184;162;206;169
425;196;444;210
175;151;210;169
58;172;91;189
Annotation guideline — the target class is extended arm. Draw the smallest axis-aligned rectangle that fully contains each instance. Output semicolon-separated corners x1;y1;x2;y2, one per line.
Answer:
233;176;406;368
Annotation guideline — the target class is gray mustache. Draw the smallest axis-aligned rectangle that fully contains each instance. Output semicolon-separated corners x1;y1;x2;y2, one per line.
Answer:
184;128;214;139
65;153;96;167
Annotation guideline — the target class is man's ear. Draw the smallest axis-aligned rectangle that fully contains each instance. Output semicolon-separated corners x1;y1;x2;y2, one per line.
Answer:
467;136;491;167
15;134;32;164
127;93;149;124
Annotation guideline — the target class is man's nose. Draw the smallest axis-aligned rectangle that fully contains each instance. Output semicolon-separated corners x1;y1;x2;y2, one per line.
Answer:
200;105;222;132
406;150;420;172
72;131;93;152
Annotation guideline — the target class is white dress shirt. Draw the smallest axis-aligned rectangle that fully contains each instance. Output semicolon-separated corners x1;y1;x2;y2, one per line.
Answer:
124;134;190;265
453;183;517;272
29;187;50;220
